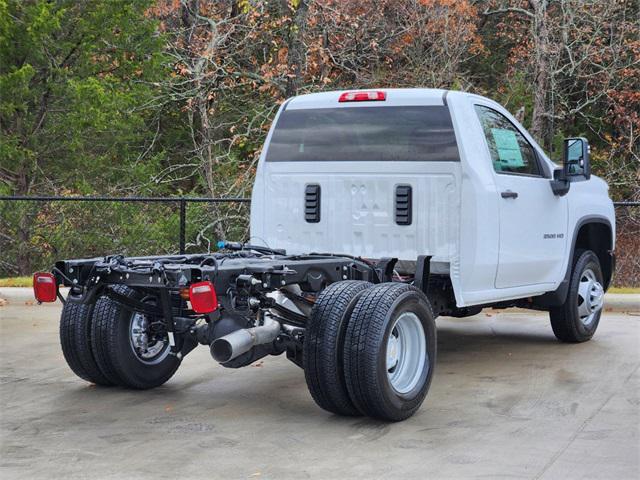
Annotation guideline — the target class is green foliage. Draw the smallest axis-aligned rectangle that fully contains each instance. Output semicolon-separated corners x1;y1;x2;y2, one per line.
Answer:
0;0;178;273
0;0;167;194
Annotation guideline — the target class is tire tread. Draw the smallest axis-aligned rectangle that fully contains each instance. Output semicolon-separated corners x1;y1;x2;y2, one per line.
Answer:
304;281;371;416
59;301;113;386
91;290;127;385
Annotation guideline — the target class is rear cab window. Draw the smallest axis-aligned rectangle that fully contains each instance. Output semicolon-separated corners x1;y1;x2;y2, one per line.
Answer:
265;106;460;162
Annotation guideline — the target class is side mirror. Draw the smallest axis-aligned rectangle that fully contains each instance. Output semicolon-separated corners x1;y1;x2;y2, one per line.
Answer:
563;137;591;180
550;168;570;196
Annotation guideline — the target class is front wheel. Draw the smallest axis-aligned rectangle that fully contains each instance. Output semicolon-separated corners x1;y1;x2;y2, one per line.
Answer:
550;249;605;343
343;283;436;421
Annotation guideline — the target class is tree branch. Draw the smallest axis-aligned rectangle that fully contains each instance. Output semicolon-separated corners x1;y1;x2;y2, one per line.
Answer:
482;7;534;19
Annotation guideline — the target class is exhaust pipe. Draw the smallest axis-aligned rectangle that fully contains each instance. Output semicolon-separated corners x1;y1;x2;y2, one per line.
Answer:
210;315;281;363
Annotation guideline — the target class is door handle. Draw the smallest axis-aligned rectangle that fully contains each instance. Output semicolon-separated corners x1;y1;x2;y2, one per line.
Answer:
501;190;518;199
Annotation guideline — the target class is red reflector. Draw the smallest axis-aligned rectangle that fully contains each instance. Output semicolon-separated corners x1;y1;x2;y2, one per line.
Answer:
189;281;218;314
339;91;386;102
33;272;57;303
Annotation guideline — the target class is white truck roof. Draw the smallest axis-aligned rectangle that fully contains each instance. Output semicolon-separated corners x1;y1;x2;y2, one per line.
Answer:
286;88;451;109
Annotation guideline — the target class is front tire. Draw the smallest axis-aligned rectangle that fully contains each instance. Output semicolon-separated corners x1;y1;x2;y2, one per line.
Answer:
91;287;180;389
550;249;605;343
343;283;436;421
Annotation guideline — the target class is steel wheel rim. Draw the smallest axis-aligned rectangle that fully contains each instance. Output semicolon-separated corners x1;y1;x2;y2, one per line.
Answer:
129;312;170;364
577;268;604;326
386;312;427;394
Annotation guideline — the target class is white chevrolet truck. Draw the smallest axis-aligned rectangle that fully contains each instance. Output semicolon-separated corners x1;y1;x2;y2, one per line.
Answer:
35;89;615;421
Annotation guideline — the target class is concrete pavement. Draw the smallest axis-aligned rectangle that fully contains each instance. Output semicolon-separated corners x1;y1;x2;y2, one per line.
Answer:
1;303;639;479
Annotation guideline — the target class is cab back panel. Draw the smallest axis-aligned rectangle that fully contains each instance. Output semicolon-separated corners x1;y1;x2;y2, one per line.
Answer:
250;92;462;268
251;162;461;264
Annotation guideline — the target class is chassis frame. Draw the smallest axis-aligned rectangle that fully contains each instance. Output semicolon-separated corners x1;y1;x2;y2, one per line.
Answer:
52;244;417;368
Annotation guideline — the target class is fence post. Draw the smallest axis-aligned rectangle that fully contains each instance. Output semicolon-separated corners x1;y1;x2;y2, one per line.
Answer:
179;198;186;254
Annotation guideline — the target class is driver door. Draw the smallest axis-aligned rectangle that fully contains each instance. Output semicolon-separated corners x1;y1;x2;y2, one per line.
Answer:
474;105;568;289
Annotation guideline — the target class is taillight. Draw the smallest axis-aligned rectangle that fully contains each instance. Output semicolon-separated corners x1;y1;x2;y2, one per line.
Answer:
33;272;57;303
189;281;218;314
338;90;386;102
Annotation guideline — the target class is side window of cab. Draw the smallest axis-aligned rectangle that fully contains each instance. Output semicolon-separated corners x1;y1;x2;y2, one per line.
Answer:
474;105;541;176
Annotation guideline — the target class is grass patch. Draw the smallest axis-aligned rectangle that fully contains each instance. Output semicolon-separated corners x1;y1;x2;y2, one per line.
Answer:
0;276;32;287
609;286;640;294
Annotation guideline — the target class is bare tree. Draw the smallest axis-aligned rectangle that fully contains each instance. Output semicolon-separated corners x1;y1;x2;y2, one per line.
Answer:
482;0;639;154
310;0;482;89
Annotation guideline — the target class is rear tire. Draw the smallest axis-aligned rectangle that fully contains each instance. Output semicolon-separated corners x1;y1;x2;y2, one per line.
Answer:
343;283;436;421
91;286;180;389
550;249;605;343
59;301;114;386
303;280;372;416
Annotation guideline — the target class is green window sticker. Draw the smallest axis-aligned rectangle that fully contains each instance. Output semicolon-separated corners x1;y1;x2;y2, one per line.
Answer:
490;128;524;170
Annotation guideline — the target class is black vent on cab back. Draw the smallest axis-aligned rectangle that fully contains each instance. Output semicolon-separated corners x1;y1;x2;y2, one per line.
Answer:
305;184;321;223
395;185;412;225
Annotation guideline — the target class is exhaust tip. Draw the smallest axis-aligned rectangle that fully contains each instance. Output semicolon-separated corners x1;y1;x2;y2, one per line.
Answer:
210;339;233;363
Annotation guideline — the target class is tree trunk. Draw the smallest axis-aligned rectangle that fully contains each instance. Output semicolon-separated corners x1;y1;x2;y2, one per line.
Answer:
285;0;309;97
529;0;551;149
16;220;32;275
15;170;33;275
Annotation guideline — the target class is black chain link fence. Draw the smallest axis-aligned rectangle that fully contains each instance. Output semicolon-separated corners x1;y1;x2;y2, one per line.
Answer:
0;197;638;287
614;202;640;287
0;197;250;276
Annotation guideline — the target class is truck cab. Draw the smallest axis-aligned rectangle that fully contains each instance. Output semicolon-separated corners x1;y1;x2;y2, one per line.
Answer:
251;88;615;310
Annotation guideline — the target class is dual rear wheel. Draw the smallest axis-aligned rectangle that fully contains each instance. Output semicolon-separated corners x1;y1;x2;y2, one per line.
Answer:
303;281;436;421
59;287;179;389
